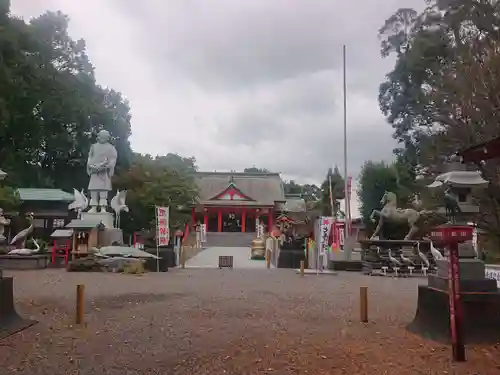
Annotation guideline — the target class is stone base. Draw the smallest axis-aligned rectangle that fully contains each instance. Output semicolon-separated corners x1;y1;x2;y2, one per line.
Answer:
428;274;497;293
328;260;363;271
102;228;123;245
436;258;485;279
0;277;38;339
0;254;50;270
407;285;500;343
80;211;114;228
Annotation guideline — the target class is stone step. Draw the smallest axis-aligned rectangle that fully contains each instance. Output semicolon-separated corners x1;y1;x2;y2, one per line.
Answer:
205;232;255;247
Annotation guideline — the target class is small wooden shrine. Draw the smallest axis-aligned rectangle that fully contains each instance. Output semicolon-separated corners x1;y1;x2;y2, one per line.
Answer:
65;219;105;258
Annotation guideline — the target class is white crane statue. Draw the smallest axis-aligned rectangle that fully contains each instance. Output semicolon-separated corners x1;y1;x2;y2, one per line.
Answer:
110;190;129;228
8;238;41;255
10;212;35;248
68;189;89;219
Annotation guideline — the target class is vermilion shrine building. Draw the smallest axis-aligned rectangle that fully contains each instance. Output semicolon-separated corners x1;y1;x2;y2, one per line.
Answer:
192;172;298;233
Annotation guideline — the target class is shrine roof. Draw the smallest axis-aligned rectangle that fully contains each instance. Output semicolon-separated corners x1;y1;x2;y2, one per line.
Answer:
194;171;285;206
17;188;74;202
458;136;500;162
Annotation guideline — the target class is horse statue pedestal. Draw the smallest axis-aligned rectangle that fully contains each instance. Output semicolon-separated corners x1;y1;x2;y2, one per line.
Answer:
360;239;434;277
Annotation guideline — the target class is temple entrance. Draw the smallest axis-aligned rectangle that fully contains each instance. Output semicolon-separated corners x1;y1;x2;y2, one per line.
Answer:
223;212;241;232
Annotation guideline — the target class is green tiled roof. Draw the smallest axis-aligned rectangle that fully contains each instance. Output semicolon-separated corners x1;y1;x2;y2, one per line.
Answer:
17;188;74;202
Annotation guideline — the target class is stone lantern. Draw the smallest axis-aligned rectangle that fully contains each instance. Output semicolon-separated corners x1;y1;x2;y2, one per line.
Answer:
409;152;500;362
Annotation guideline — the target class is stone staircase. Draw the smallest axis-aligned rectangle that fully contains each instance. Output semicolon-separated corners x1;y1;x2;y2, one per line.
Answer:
205;232;255;247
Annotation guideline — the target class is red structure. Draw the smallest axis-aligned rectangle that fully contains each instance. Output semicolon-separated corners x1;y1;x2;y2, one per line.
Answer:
192;172;284;233
51;239;70;265
431;225;473;362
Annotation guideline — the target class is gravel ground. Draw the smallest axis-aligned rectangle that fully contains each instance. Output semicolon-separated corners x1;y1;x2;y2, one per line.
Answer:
1;269;500;375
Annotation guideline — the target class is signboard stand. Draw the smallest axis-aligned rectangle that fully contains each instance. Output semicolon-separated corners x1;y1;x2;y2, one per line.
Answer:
155;206;170;273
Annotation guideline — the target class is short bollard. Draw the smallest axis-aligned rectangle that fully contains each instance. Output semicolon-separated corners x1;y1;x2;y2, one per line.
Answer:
266;250;271;269
76;284;85;325
360;286;368;323
181;247;186;269
300;260;305;276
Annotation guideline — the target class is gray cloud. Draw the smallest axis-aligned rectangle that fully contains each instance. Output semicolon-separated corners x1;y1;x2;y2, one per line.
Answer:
10;0;426;216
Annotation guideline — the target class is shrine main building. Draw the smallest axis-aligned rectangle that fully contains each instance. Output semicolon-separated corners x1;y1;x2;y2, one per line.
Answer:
191;171;304;233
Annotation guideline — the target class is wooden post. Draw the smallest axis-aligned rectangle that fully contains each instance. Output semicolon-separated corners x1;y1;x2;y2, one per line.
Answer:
266;250;271;269
76;284;84;324
360;286;368;323
181;246;186;269
300;260;305;276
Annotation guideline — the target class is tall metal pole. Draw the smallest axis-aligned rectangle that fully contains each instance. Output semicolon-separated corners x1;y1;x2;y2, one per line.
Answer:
342;45;350;239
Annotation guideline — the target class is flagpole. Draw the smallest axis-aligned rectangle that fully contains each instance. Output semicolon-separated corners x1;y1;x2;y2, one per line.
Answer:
342;45;350;244
155;206;159;272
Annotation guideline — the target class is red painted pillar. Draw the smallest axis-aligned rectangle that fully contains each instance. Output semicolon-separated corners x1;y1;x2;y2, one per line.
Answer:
241;209;246;232
203;212;208;231
217;210;222;232
268;210;274;232
191;207;196;227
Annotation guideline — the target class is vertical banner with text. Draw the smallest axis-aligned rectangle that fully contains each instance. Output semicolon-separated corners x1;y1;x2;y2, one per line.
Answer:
156;206;170;246
318;217;333;255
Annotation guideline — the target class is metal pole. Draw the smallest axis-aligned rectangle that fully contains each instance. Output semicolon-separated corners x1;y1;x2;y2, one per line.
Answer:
342;45;350;242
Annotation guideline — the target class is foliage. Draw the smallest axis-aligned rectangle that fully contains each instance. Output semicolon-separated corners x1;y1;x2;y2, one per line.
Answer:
0;186;20;211
0;4;132;191
319;167;344;217
357;160;418;235
379;0;500;249
113;162;198;236
243;167;270;173
134;153;197;175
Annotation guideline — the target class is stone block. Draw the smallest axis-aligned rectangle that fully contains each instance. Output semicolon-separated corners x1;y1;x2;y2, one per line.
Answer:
436;258;485;279
428;274;497;292
0;255;50;270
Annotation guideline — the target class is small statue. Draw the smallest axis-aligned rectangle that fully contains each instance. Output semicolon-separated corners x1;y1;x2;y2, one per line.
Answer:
443;186;461;223
87;130;118;213
110;190;128;227
68;189;89;219
0;208;10;243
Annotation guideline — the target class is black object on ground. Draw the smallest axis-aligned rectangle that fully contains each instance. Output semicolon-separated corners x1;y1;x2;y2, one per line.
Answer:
144;247;174;271
407;285;500;343
329;260;363;271
0;276;37;340
278;249;305;269
145;247;175;269
219;256;233;268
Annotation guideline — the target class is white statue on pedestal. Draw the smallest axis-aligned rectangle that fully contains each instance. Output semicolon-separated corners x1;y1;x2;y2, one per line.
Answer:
86;130;117;213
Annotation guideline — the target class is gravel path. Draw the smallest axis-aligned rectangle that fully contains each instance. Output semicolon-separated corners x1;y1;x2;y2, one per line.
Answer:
1;269;499;374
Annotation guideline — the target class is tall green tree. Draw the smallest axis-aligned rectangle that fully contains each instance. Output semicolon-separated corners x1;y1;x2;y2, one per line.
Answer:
0;3;132;191
319;167;344;217
379;0;500;248
135;153;197;175
113;163;198;236
243;167;270;173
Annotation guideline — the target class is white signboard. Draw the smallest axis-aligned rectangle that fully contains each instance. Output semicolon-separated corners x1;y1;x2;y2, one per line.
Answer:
200;224;207;243
485;267;500;287
156;206;170;246
257;223;264;238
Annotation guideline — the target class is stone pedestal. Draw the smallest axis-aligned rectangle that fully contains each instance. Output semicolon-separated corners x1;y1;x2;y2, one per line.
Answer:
436;258;485;279
408;285;500;343
80;211;114;228
428;274;497;292
79;211;123;246
0;277;37;339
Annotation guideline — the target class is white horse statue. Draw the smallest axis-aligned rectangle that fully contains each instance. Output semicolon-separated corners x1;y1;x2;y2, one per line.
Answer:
369;191;422;240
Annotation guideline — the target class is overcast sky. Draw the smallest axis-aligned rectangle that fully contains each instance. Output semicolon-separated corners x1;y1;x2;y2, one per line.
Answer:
11;0;424;216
